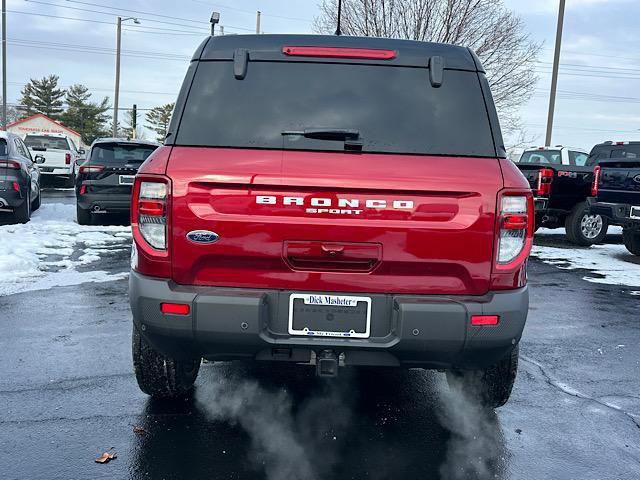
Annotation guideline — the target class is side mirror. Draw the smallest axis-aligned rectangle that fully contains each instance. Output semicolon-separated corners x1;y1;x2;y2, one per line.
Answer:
78;148;86;155
34;155;46;164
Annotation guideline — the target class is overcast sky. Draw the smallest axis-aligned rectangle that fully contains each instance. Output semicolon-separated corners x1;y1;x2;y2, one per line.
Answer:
4;0;640;148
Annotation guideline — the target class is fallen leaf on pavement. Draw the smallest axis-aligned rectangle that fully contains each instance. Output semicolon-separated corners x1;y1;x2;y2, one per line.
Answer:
95;452;117;464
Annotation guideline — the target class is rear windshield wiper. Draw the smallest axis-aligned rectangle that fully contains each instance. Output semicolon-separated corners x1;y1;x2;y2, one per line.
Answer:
282;128;360;141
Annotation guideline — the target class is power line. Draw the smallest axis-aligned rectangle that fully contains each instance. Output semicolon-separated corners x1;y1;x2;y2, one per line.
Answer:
23;0;255;32
8;80;176;96
189;0;313;23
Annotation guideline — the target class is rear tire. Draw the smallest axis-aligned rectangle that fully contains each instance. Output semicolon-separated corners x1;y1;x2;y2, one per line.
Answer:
446;345;519;409
132;326;201;399
13;190;30;224
623;229;640;256
565;201;608;246
31;185;41;212
76;204;92;225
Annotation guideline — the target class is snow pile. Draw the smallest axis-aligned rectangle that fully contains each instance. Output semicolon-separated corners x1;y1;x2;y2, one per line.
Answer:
0;203;131;296
531;242;640;288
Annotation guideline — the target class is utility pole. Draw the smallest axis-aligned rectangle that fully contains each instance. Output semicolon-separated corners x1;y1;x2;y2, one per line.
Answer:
132;104;137;139
220;25;224;36
113;16;139;138
113;16;122;138
256;11;261;34
335;0;343;35
2;0;7;130
545;0;566;146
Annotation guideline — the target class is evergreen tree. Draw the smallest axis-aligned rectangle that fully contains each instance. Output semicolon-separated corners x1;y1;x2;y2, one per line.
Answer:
19;75;66;120
60;84;110;145
145;103;174;143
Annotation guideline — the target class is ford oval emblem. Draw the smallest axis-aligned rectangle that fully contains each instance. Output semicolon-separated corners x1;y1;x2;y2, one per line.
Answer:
634;174;640;183
186;230;219;244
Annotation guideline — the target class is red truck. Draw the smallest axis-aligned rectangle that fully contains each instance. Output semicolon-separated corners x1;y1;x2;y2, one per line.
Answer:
129;34;533;408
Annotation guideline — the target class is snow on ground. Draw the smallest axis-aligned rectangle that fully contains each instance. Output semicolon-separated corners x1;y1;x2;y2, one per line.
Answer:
532;227;640;288
0;203;131;296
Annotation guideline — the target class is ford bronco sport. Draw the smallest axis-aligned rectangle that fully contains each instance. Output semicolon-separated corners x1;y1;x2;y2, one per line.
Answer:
130;35;533;408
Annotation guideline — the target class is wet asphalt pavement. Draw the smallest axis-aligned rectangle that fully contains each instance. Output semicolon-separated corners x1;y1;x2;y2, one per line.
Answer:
0;189;639;480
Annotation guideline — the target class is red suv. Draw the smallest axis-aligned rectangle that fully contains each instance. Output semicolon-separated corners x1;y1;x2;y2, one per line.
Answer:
129;34;533;408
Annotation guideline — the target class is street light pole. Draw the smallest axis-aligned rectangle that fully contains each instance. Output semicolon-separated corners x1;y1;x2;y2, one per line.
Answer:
112;16;122;137
2;0;7;130
545;0;566;146
113;16;139;138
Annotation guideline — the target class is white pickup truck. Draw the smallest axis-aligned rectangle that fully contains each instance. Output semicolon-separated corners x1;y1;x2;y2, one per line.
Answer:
23;132;84;186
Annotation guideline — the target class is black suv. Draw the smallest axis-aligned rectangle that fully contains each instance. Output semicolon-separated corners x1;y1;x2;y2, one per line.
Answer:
76;138;158;225
0;132;43;224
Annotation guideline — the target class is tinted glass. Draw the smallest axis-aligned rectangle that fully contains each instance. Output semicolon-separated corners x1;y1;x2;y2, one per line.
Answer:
519;150;562;165
90;143;157;164
587;144;640;165
176;61;496;157
569;151;588;166
24;135;70;150
0;139;7;156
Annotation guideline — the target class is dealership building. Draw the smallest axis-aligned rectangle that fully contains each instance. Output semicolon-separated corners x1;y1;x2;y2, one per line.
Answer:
5;113;84;149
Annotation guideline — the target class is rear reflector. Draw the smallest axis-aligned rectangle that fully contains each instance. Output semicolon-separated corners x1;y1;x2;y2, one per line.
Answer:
161;303;190;315
471;315;500;326
282;46;396;60
79;185;86;195
12;181;20;193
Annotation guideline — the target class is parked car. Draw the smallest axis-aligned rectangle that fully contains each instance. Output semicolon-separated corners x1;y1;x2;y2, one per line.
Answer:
23;132;83;186
588;141;640;255
129;34;534;408
75;138;158;225
516;145;607;245
0;131;42;224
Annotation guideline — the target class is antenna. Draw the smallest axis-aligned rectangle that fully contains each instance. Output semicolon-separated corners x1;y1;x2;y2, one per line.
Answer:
335;0;342;36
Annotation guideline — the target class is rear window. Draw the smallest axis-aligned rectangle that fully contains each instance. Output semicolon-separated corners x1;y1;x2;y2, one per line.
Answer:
587;144;640;166
0;139;7;156
24;135;69;150
519;150;562;165
175;61;496;157
90;143;157;164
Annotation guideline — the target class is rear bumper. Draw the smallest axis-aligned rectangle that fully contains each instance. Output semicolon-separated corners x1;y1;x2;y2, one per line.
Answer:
129;271;529;370
39;166;72;176
0;187;26;210
77;192;132;212
587;198;640;227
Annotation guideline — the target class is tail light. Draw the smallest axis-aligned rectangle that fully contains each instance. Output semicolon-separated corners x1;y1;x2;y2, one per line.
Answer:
136;181;168;250
79;165;105;174
12;181;20;193
497;195;532;264
591;165;601;197
536;168;554;196
79;185;86;195
492;191;534;289
0;160;21;169
65;153;71;165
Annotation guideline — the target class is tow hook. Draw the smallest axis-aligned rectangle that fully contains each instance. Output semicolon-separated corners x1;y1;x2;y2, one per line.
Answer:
316;350;339;377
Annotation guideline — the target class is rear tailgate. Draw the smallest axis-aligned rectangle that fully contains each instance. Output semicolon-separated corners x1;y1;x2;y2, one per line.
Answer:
168;148;503;295
598;159;640;205
516;164;542;191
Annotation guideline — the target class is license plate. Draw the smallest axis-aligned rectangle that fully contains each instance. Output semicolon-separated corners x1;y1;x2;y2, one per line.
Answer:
631;206;640;220
39;167;54;172
119;175;135;185
288;294;371;338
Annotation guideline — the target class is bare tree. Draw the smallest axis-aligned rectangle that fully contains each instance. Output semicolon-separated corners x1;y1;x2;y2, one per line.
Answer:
315;0;540;138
